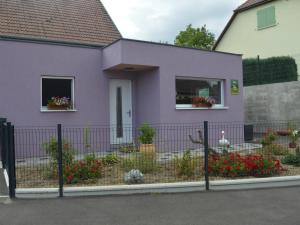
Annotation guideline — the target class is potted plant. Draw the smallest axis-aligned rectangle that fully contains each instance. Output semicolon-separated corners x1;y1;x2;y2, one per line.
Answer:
138;123;156;153
289;130;299;148
192;96;215;108
47;96;72;110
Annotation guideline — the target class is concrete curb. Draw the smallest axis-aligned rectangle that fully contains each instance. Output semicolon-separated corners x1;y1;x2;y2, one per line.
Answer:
16;176;300;198
210;176;300;190
16;182;206;198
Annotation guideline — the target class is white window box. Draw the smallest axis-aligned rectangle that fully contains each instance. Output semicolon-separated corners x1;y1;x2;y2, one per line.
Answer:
176;105;229;110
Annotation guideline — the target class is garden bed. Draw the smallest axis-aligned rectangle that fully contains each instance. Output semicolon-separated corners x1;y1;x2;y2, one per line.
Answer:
16;161;205;188
15;147;300;188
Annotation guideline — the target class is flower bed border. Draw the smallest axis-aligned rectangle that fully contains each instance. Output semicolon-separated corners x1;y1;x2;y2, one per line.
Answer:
15;175;300;198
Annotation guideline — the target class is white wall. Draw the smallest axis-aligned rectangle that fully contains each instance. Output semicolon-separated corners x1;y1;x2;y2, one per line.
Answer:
216;0;300;76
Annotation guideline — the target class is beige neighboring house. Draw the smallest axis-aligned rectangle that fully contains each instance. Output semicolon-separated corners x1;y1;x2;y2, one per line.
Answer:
214;0;300;122
214;0;300;77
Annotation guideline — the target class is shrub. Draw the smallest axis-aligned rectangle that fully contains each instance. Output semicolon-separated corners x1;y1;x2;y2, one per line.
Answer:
138;123;156;144
83;127;91;150
282;154;300;167
64;154;103;184
243;56;298;86
102;153;119;166
261;129;277;146
43;137;74;166
262;144;289;156
121;152;158;174
124;169;144;184
175;150;195;177
209;153;283;177
43;138;75;178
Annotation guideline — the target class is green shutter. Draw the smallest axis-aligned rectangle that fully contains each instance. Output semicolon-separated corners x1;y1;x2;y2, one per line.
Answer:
257;6;276;29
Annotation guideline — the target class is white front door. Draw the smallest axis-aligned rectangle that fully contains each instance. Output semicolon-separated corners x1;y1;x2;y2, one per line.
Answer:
109;79;133;144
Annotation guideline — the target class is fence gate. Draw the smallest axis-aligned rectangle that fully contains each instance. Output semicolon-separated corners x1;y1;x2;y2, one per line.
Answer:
0;118;16;198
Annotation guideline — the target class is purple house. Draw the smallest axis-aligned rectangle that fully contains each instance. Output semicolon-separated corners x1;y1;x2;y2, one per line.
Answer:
0;0;243;149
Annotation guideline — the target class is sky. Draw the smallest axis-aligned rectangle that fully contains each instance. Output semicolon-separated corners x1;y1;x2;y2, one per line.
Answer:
101;0;246;43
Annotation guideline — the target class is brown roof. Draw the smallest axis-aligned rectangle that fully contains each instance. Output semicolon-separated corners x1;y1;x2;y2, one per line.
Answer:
0;0;122;46
213;0;275;50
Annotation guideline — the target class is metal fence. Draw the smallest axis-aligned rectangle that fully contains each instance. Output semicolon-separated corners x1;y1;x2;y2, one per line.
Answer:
2;119;300;198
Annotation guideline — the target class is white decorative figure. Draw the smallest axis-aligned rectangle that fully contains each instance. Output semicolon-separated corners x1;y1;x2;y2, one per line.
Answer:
219;130;230;153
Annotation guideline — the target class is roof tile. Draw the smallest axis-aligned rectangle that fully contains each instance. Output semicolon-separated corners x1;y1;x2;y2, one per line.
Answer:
0;0;121;45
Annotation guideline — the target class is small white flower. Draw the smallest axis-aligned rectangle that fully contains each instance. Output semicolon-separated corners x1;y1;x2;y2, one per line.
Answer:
292;130;298;137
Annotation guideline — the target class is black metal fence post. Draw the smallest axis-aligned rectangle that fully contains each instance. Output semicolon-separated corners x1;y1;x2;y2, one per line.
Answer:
204;121;210;191
57;124;64;197
0;118;7;168
3;123;8;170
11;125;16;189
7;122;16;198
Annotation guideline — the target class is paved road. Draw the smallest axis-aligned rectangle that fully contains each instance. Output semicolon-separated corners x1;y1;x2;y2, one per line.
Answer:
1;187;300;225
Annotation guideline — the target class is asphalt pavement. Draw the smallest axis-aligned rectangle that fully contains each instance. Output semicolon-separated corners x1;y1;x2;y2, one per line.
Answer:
1;186;300;225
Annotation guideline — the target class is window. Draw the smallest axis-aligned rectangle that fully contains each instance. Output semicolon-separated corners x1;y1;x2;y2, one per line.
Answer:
41;76;75;111
257;6;276;30
176;77;224;108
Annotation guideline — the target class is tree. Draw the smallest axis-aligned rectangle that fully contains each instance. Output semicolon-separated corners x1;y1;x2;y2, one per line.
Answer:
174;24;215;50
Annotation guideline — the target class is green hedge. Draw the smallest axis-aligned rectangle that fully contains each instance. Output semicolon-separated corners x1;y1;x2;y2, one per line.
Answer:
243;56;298;86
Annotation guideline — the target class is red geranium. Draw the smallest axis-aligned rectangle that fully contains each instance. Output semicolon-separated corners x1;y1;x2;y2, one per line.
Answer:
208;153;283;178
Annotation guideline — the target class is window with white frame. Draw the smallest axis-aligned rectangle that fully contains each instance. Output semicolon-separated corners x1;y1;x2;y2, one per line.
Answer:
176;77;224;108
41;76;75;111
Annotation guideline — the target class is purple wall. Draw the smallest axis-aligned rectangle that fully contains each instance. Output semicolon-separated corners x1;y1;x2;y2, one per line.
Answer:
103;39;244;124
0;40;108;126
1;39;244;157
0;39;243;126
134;69;160;125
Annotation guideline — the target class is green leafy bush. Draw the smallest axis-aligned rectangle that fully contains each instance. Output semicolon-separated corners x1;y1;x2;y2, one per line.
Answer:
102;153;119;166
261;129;277;146
175;150;195;177
64;154;103;184
121;152;158;174
282;154;300;167
243;56;298;86
138;123;156;144
43;137;74;166
262;144;289;156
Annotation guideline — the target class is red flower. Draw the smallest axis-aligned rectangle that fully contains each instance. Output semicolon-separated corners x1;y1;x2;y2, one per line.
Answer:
67;175;74;183
208;153;283;178
225;166;231;171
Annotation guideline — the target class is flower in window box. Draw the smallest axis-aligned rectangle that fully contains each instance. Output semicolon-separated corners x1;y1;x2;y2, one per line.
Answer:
192;96;216;108
47;96;72;110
